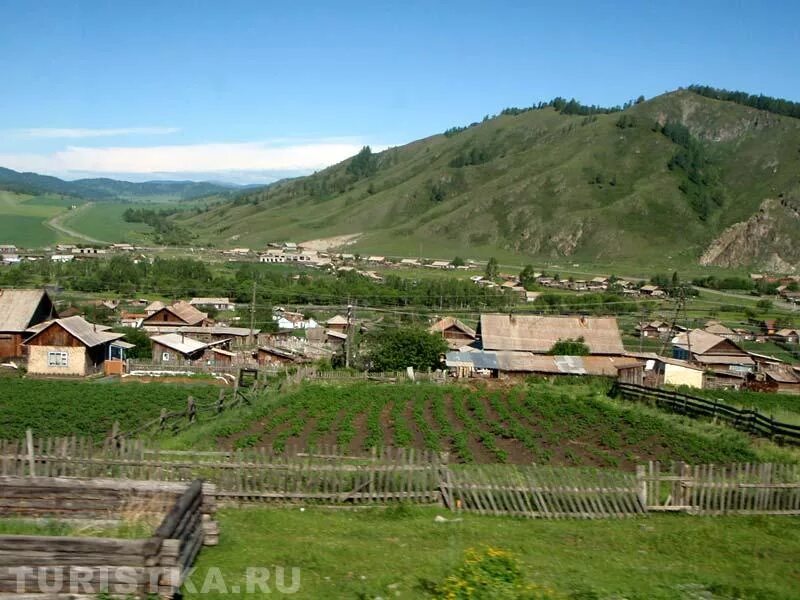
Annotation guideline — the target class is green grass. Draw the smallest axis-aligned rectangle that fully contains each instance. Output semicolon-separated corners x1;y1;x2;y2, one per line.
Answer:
0;517;154;539
0;379;223;440
177;90;800;272
60;202;153;243
187;506;800;599
0;190;77;246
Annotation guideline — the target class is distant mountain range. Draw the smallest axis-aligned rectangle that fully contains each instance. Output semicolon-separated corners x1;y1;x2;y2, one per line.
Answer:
175;86;800;271
0;167;240;201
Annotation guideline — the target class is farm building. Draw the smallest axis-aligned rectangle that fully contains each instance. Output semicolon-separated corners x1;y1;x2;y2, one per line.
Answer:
144;325;259;348
445;350;643;382
273;310;319;330
652;357;706;389
325;315;349;333
0;288;57;359
256;346;303;366
325;330;347;348
478;314;625;355
189;297;235;311
703;322;739;341
142;301;209;329
671;329;755;377
144;300;166;316
23;316;128;376
635;320;672;339
775;329;800;344
430;317;477;349
150;333;233;365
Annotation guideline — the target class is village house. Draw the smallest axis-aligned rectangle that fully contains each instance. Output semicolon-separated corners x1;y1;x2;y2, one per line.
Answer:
774;329;800;344
1;254;21;265
0;244;17;254
50;254;75;263
399;258;420;267
429;317;477;350
150;333;233;366
748;366;800;395
639;285;664;297
273;310;319;330
428;260;453;270
119;312;146;328
23;316;129;376
325;330;347;349
635;320;673;339
256;345;303;366
649;356;706;389
325;315;349;333
144;325;259;348
0;289;57;359
111;243;135;251
142;301;209;329
259;249;286;263
672;329;755;383
366;256;385;264
478;314;625;356
144;301;166;316
703;321;739;341
190;297;236;311
760;319;778;336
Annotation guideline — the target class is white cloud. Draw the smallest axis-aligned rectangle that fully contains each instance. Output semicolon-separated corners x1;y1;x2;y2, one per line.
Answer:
0;139;379;180
13;127;180;139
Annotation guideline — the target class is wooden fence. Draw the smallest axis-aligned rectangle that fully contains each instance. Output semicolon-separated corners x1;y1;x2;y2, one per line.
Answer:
639;461;800;515
2;434;799;518
611;382;800;445
0;477;217;598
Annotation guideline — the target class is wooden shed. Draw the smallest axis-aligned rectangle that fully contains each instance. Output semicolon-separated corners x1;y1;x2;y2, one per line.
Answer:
0;288;56;359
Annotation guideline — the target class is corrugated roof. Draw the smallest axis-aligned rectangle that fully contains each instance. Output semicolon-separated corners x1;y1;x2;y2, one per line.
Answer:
694;354;755;365
445;351;499;370
704;323;735;336
145;300;165;313
0;289;49;332
151;333;208;355
25;316;124;348
326;315;349;325
479;314;624;354
494;352;643;375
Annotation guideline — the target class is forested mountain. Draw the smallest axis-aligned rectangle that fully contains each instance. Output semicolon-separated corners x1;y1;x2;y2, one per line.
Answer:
178;87;800;270
0;167;236;201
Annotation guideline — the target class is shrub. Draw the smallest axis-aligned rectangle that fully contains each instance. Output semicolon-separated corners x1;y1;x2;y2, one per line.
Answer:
434;547;565;599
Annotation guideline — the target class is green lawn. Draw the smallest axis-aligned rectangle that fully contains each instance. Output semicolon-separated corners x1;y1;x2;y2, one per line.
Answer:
187;506;800;599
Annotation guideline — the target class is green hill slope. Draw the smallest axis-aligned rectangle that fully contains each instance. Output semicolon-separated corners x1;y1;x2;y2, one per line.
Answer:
0;167;235;201
179;89;800;269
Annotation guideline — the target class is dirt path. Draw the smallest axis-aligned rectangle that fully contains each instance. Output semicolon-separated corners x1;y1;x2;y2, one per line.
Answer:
46;202;109;245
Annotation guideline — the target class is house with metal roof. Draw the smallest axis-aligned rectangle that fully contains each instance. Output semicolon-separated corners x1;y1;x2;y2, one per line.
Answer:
142;301;209;329
430;317;477;349
0;288;57;359
23;316;128;376
671;329;755;382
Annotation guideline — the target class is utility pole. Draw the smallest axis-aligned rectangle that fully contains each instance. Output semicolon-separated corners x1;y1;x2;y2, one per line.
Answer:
345;302;354;369
249;280;257;346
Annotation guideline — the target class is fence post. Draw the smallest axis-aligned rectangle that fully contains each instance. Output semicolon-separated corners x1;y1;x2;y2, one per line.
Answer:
187;396;197;423
635;464;647;511
26;428;35;477
159;408;167;430
216;389;225;414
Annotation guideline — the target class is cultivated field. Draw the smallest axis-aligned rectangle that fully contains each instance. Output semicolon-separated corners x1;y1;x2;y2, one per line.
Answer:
0;190;77;246
0;379;222;440
162;382;778;468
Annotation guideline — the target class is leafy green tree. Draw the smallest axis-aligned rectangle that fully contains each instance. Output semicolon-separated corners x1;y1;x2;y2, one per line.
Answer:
519;264;537;289
112;327;152;359
756;299;773;312
485;257;499;280
548;337;590;355
346;146;378;179
451;256;465;267
367;327;448;372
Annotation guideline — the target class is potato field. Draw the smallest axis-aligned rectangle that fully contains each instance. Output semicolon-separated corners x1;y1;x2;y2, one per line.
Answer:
224;382;759;467
0;379;221;440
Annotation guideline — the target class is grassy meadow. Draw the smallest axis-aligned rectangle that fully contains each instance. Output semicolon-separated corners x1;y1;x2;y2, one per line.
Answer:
187;506;800;599
0;190;80;246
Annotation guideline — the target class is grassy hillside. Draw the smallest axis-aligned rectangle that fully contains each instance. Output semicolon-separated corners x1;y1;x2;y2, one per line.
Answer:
0;190;81;246
179;90;800;269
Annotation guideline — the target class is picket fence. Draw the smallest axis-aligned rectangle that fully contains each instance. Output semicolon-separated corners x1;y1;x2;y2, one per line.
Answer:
1;433;798;518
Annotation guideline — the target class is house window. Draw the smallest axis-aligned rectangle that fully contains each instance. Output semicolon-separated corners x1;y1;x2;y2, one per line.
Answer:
47;351;68;367
162;352;171;362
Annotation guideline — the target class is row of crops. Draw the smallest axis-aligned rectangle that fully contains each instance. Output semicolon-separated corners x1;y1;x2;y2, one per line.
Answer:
228;382;761;466
1;379;221;441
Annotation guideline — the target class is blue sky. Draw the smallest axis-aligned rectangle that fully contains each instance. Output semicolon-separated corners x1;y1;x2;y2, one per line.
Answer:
0;0;798;183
